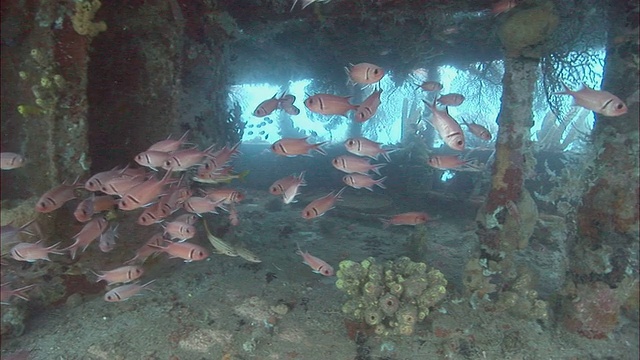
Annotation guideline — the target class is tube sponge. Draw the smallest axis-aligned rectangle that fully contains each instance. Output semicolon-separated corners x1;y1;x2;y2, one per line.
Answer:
335;256;447;336
379;293;400;317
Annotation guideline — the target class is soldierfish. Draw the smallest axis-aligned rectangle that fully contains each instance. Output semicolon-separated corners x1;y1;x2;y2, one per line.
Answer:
182;196;223;215
254;94;298;117
150;241;209;262
134;150;171;170
63;216;109;259
0;152;26;170
118;170;175;211
104;280;156;302
203;188;245;205
281;172;306;204
301;187;345;219
281;103;300;115
343;174;387;191
174;213;199;225
201;142;241;174
296;244;334;276
137;202;166;226
147;130;190;152
346;62;385;86
269;171;306;196
1;219;36;250
85;166;146;192
354;89;382;123
332;155;386;175
124;233;165;264
253;93;282;117
10;241;64;262
0;283;36;304
269;172;306;204
556;83;628;117
156;185;192;217
74;195;117;222
162;144;216;172
437;93;465;106
290;0;330;11
423;100;465;151
491;0;517;15
271;137;327;157
380;212;431;228
193;168;249;184
35;177;82;213
98;223;119;252
100;175;148;197
94;265;144;285
344;137;395;162
163;220;196;242
417;81;443;92
461;118;492;141
427;155;483;171
304;94;358;116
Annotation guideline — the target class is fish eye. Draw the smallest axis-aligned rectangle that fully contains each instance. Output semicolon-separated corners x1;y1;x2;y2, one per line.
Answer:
457;140;463;146
39;202;46;208
164;160;172;166
374;69;379;74
332;159;339;164
347;139;354;145
616;103;624;109
307;98;313;104
106;295;112;300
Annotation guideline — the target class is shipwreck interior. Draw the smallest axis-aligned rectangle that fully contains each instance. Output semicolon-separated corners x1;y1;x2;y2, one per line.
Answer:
0;0;639;356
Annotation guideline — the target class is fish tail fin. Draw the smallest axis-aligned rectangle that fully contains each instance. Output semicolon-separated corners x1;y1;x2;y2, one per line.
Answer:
381;147;398;162
290;0;298;11
302;0;316;9
89;269;102;282
12;284;36;301
379;218;391;229
312;142;328;155
376;176;387;189
371;163;386;176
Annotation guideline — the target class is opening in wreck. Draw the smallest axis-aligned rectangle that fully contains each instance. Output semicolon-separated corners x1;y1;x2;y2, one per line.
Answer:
229;53;603;151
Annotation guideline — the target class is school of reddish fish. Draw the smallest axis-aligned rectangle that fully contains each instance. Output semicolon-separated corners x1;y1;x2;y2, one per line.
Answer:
1;56;629;305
